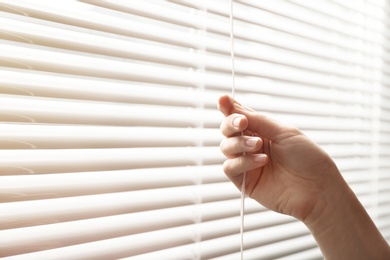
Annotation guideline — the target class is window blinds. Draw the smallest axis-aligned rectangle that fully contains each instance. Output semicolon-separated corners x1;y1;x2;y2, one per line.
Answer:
0;0;389;259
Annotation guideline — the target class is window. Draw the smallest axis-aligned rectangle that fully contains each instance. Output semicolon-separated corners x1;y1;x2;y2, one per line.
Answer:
0;0;389;259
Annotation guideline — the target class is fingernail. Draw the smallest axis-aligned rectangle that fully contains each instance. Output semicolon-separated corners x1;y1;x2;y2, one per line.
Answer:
246;138;258;147
233;116;242;127
254;154;267;163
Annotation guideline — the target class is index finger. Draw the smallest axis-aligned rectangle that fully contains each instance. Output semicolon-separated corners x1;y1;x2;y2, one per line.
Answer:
218;95;293;141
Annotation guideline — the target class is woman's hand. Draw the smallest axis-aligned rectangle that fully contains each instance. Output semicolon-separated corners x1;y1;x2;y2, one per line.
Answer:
218;95;342;221
219;95;390;259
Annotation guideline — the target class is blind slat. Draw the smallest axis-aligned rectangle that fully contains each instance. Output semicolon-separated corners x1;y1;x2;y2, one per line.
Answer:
0;147;224;175
1;125;375;150
0;124;221;149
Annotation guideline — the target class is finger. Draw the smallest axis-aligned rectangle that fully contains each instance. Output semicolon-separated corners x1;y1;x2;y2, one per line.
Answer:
218;94;254;117
220;113;248;137
223;154;268;178
218;94;235;116
220;136;263;158
220;95;298;141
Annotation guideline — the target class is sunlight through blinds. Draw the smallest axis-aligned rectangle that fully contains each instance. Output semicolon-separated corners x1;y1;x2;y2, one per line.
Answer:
0;0;389;259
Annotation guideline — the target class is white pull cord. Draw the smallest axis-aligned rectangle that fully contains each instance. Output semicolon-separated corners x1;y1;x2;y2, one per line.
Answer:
229;1;246;259
229;0;236;101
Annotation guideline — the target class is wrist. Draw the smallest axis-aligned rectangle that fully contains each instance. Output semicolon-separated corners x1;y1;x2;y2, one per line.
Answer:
302;173;350;230
302;173;390;259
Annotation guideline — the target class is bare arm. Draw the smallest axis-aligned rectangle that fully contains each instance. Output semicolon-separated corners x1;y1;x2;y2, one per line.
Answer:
304;177;390;259
218;95;390;259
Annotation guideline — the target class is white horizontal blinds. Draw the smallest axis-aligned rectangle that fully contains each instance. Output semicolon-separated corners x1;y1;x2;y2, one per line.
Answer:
0;1;389;260
0;0;231;259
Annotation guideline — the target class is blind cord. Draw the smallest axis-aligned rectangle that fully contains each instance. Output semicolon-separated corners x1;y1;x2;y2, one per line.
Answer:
229;1;246;260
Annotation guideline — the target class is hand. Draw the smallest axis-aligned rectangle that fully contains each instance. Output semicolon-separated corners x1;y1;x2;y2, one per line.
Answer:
218;95;343;221
219;95;390;259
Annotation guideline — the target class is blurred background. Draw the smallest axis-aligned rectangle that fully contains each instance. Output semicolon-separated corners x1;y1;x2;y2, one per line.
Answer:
0;0;389;259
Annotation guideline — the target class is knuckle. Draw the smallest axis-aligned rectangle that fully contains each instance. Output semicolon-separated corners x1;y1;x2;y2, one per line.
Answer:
219;119;231;137
222;160;232;174
223;156;245;176
219;138;228;155
283;124;302;136
219;120;224;133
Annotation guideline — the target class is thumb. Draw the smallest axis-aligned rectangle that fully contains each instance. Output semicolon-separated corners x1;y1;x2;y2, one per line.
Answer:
218;95;288;141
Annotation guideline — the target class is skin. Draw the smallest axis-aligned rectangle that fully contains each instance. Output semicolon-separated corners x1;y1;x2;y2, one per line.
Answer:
218;95;390;259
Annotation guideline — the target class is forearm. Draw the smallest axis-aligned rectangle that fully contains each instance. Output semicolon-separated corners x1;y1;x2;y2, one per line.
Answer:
304;177;390;259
